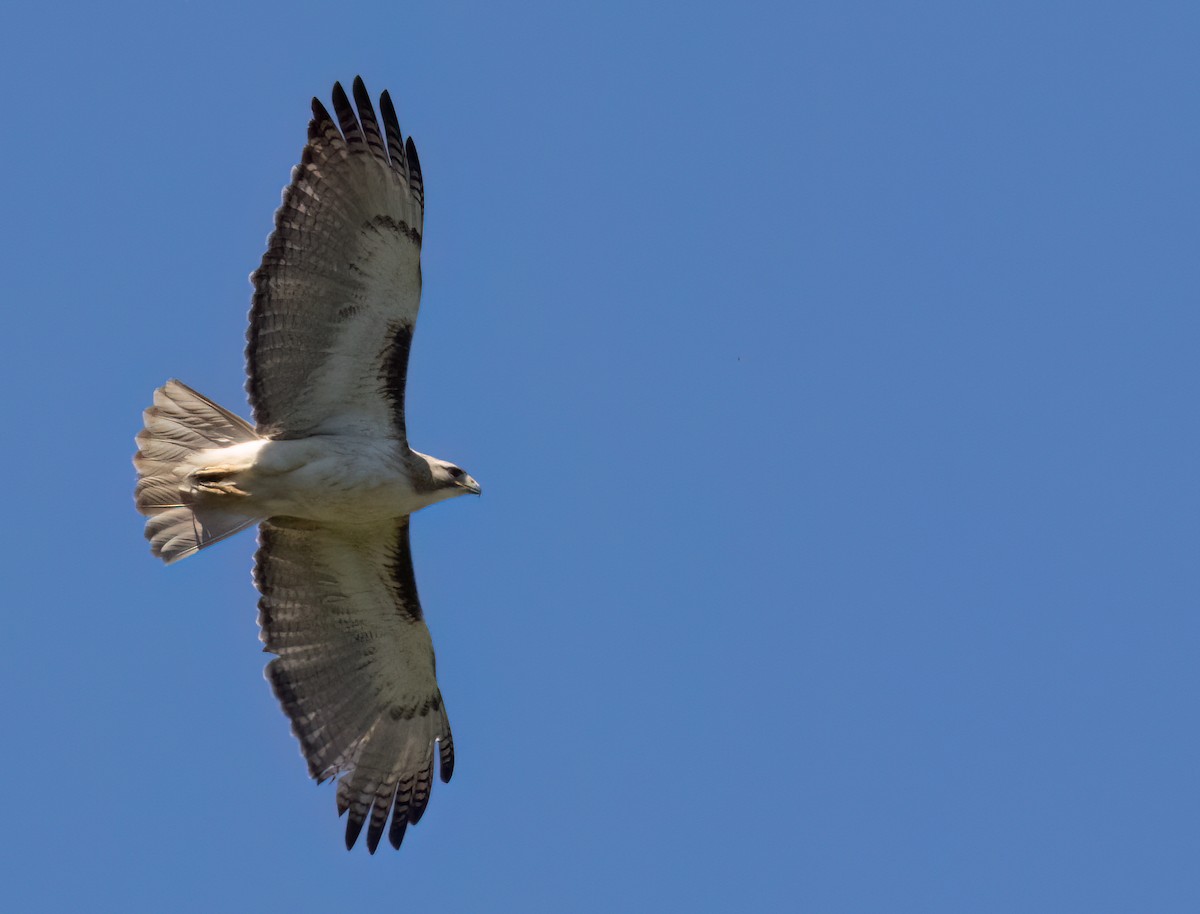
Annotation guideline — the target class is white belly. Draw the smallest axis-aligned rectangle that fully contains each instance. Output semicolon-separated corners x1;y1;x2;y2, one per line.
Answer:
191;436;438;523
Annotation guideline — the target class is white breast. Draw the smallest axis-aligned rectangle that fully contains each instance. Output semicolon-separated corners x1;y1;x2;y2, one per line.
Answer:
195;436;438;523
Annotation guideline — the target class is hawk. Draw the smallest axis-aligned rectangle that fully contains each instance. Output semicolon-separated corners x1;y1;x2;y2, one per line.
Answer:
133;78;478;853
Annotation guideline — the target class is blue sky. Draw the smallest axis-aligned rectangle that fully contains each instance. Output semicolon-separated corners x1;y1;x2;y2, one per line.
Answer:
2;1;1198;910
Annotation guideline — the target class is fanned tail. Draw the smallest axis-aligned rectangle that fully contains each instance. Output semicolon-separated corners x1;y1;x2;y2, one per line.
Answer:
134;379;262;563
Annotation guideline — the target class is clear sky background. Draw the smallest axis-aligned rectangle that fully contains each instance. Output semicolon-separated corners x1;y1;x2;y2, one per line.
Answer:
2;1;1197;911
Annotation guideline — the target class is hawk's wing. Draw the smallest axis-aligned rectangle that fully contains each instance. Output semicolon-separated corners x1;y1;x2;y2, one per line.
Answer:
255;517;454;853
246;77;424;443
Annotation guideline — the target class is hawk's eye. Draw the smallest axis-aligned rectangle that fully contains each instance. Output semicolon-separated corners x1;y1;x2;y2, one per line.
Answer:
448;467;463;478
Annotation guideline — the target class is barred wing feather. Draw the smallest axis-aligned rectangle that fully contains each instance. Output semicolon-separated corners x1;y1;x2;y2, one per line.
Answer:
255;517;454;852
247;77;425;443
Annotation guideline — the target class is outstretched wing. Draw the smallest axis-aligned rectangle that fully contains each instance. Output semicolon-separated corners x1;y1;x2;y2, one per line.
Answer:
255;517;454;853
247;77;425;443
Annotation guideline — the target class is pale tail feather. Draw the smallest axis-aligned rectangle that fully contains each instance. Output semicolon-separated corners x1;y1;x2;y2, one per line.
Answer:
134;379;262;563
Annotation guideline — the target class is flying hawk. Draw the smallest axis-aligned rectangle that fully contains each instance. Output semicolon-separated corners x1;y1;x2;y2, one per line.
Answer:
133;78;478;853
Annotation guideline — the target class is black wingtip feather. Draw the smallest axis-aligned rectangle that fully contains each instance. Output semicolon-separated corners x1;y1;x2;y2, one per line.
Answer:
351;78;373;122
351;76;388;163
366;815;385;854
405;136;423;182
330;81;363;145
309;98;334;140
379;89;399;129
408;767;433;826
345;814;366;851
389;815;409;850
405;136;424;206
378;90;408;179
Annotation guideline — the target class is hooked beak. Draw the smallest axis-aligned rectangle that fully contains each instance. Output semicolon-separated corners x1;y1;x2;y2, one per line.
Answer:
461;475;482;496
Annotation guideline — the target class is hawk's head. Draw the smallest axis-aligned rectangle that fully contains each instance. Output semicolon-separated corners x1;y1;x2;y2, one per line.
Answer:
429;459;481;497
